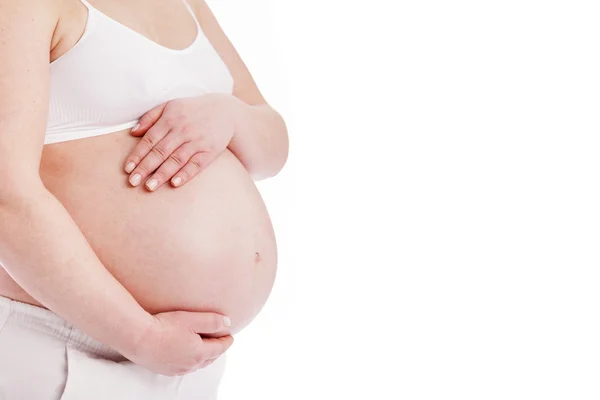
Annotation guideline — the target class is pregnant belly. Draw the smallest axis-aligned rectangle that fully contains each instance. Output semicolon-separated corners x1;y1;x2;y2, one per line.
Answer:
34;129;277;334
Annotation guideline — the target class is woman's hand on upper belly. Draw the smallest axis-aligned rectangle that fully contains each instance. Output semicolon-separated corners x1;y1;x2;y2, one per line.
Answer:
123;94;237;192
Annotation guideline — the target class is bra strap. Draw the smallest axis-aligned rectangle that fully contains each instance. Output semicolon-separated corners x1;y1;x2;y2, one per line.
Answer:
181;0;201;28
78;0;92;10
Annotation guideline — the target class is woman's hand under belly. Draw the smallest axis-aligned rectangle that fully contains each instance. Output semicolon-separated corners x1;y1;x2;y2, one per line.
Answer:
38;130;277;334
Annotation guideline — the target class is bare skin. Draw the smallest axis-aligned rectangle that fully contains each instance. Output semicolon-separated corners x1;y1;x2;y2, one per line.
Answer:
0;0;287;376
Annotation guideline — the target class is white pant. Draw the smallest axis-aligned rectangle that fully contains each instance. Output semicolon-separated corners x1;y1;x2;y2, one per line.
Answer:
0;295;226;400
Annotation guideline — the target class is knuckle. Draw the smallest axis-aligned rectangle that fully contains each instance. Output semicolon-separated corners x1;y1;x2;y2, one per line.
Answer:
151;145;168;160
190;159;203;170
169;153;187;167
134;165;149;175
151;172;164;182
176;169;189;179
141;135;157;148
189;155;205;170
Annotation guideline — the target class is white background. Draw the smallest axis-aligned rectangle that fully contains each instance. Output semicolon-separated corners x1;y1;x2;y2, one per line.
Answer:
210;1;600;399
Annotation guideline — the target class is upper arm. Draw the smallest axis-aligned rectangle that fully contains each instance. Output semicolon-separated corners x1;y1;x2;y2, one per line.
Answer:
190;0;268;106
0;0;59;200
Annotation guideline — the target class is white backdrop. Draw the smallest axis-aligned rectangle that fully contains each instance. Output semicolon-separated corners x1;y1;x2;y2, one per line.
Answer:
210;1;600;399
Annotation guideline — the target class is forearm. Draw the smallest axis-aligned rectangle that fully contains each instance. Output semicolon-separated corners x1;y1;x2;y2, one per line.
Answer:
226;96;289;180
0;185;153;354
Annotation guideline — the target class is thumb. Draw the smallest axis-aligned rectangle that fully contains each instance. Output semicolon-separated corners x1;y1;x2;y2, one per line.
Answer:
178;311;232;334
130;102;167;136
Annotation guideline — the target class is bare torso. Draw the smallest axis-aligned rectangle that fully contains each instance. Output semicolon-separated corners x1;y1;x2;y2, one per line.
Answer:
0;0;277;334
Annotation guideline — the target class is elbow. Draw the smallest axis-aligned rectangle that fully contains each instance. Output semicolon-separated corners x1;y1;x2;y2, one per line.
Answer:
252;118;289;181
269;111;290;177
249;149;288;181
0;175;47;208
269;127;290;178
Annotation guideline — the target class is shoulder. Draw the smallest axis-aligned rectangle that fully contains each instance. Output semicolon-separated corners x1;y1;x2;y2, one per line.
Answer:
0;0;64;176
0;0;62;46
186;0;217;21
0;0;62;25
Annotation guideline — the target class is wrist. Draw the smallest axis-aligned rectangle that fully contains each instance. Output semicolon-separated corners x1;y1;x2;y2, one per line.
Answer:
111;309;157;358
214;93;248;143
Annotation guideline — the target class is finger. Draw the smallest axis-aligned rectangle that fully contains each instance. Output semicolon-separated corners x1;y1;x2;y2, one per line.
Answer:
130;102;167;137
197;336;234;362
135;133;188;191
184;311;232;334
170;151;216;188
124;118;172;176
144;142;196;192
128;130;184;188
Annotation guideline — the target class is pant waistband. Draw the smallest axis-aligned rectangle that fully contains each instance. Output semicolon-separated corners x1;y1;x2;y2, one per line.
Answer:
0;294;126;361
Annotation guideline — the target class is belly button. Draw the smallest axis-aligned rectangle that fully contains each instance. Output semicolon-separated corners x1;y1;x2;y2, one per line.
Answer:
254;252;261;263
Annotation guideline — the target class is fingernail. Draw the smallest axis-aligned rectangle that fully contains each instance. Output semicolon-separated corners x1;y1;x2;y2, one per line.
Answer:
125;162;136;173
223;316;231;327
146;179;158;190
130;174;141;186
172;176;182;187
131;123;140;132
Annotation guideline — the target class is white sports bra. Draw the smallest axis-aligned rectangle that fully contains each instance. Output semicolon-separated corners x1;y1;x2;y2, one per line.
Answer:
45;0;234;145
